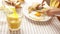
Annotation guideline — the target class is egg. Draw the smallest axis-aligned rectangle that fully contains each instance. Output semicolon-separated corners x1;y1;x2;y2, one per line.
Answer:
29;11;51;21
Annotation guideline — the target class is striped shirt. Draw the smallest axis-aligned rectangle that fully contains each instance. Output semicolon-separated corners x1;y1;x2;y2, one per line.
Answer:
45;0;60;8
45;0;60;20
50;0;60;8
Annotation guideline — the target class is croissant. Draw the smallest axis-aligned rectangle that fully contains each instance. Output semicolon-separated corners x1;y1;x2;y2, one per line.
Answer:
28;6;34;13
5;0;22;9
32;3;40;10
18;0;24;3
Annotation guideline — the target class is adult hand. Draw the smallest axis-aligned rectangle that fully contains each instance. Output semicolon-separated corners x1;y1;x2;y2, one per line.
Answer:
46;8;60;16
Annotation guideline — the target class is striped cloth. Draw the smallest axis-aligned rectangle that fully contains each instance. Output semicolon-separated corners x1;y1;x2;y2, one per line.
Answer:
50;0;60;8
0;17;60;34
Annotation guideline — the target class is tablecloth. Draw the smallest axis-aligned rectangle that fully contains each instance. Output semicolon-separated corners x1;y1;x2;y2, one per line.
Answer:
0;0;60;34
0;14;60;34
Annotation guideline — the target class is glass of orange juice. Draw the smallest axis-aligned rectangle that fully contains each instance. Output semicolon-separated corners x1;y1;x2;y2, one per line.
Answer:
7;13;22;31
5;6;22;31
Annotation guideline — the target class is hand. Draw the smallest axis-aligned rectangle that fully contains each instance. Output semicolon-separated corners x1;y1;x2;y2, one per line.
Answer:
57;0;60;2
46;9;55;16
46;8;60;16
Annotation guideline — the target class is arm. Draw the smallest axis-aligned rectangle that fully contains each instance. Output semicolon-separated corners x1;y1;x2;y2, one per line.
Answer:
46;8;60;16
57;0;60;2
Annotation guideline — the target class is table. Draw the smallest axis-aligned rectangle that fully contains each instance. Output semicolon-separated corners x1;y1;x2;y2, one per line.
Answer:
0;11;60;34
0;0;60;34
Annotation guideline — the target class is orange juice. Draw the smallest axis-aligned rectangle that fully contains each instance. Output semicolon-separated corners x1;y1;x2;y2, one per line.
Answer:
7;13;21;30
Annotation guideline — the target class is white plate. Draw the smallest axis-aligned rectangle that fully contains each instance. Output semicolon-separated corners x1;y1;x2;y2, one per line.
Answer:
23;8;52;22
22;1;52;22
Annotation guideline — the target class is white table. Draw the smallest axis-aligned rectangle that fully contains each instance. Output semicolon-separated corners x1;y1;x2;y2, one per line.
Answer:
0;0;60;34
0;11;60;34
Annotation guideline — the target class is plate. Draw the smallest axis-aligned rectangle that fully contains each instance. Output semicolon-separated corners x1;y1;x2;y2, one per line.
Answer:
22;1;52;22
23;9;52;22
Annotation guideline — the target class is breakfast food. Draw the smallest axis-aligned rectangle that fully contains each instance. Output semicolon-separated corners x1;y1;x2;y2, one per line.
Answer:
28;3;45;13
35;12;41;17
18;0;25;3
29;11;51;21
35;10;43;17
31;3;40;10
27;3;51;21
28;3;45;14
4;0;22;9
28;6;34;13
28;3;40;12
